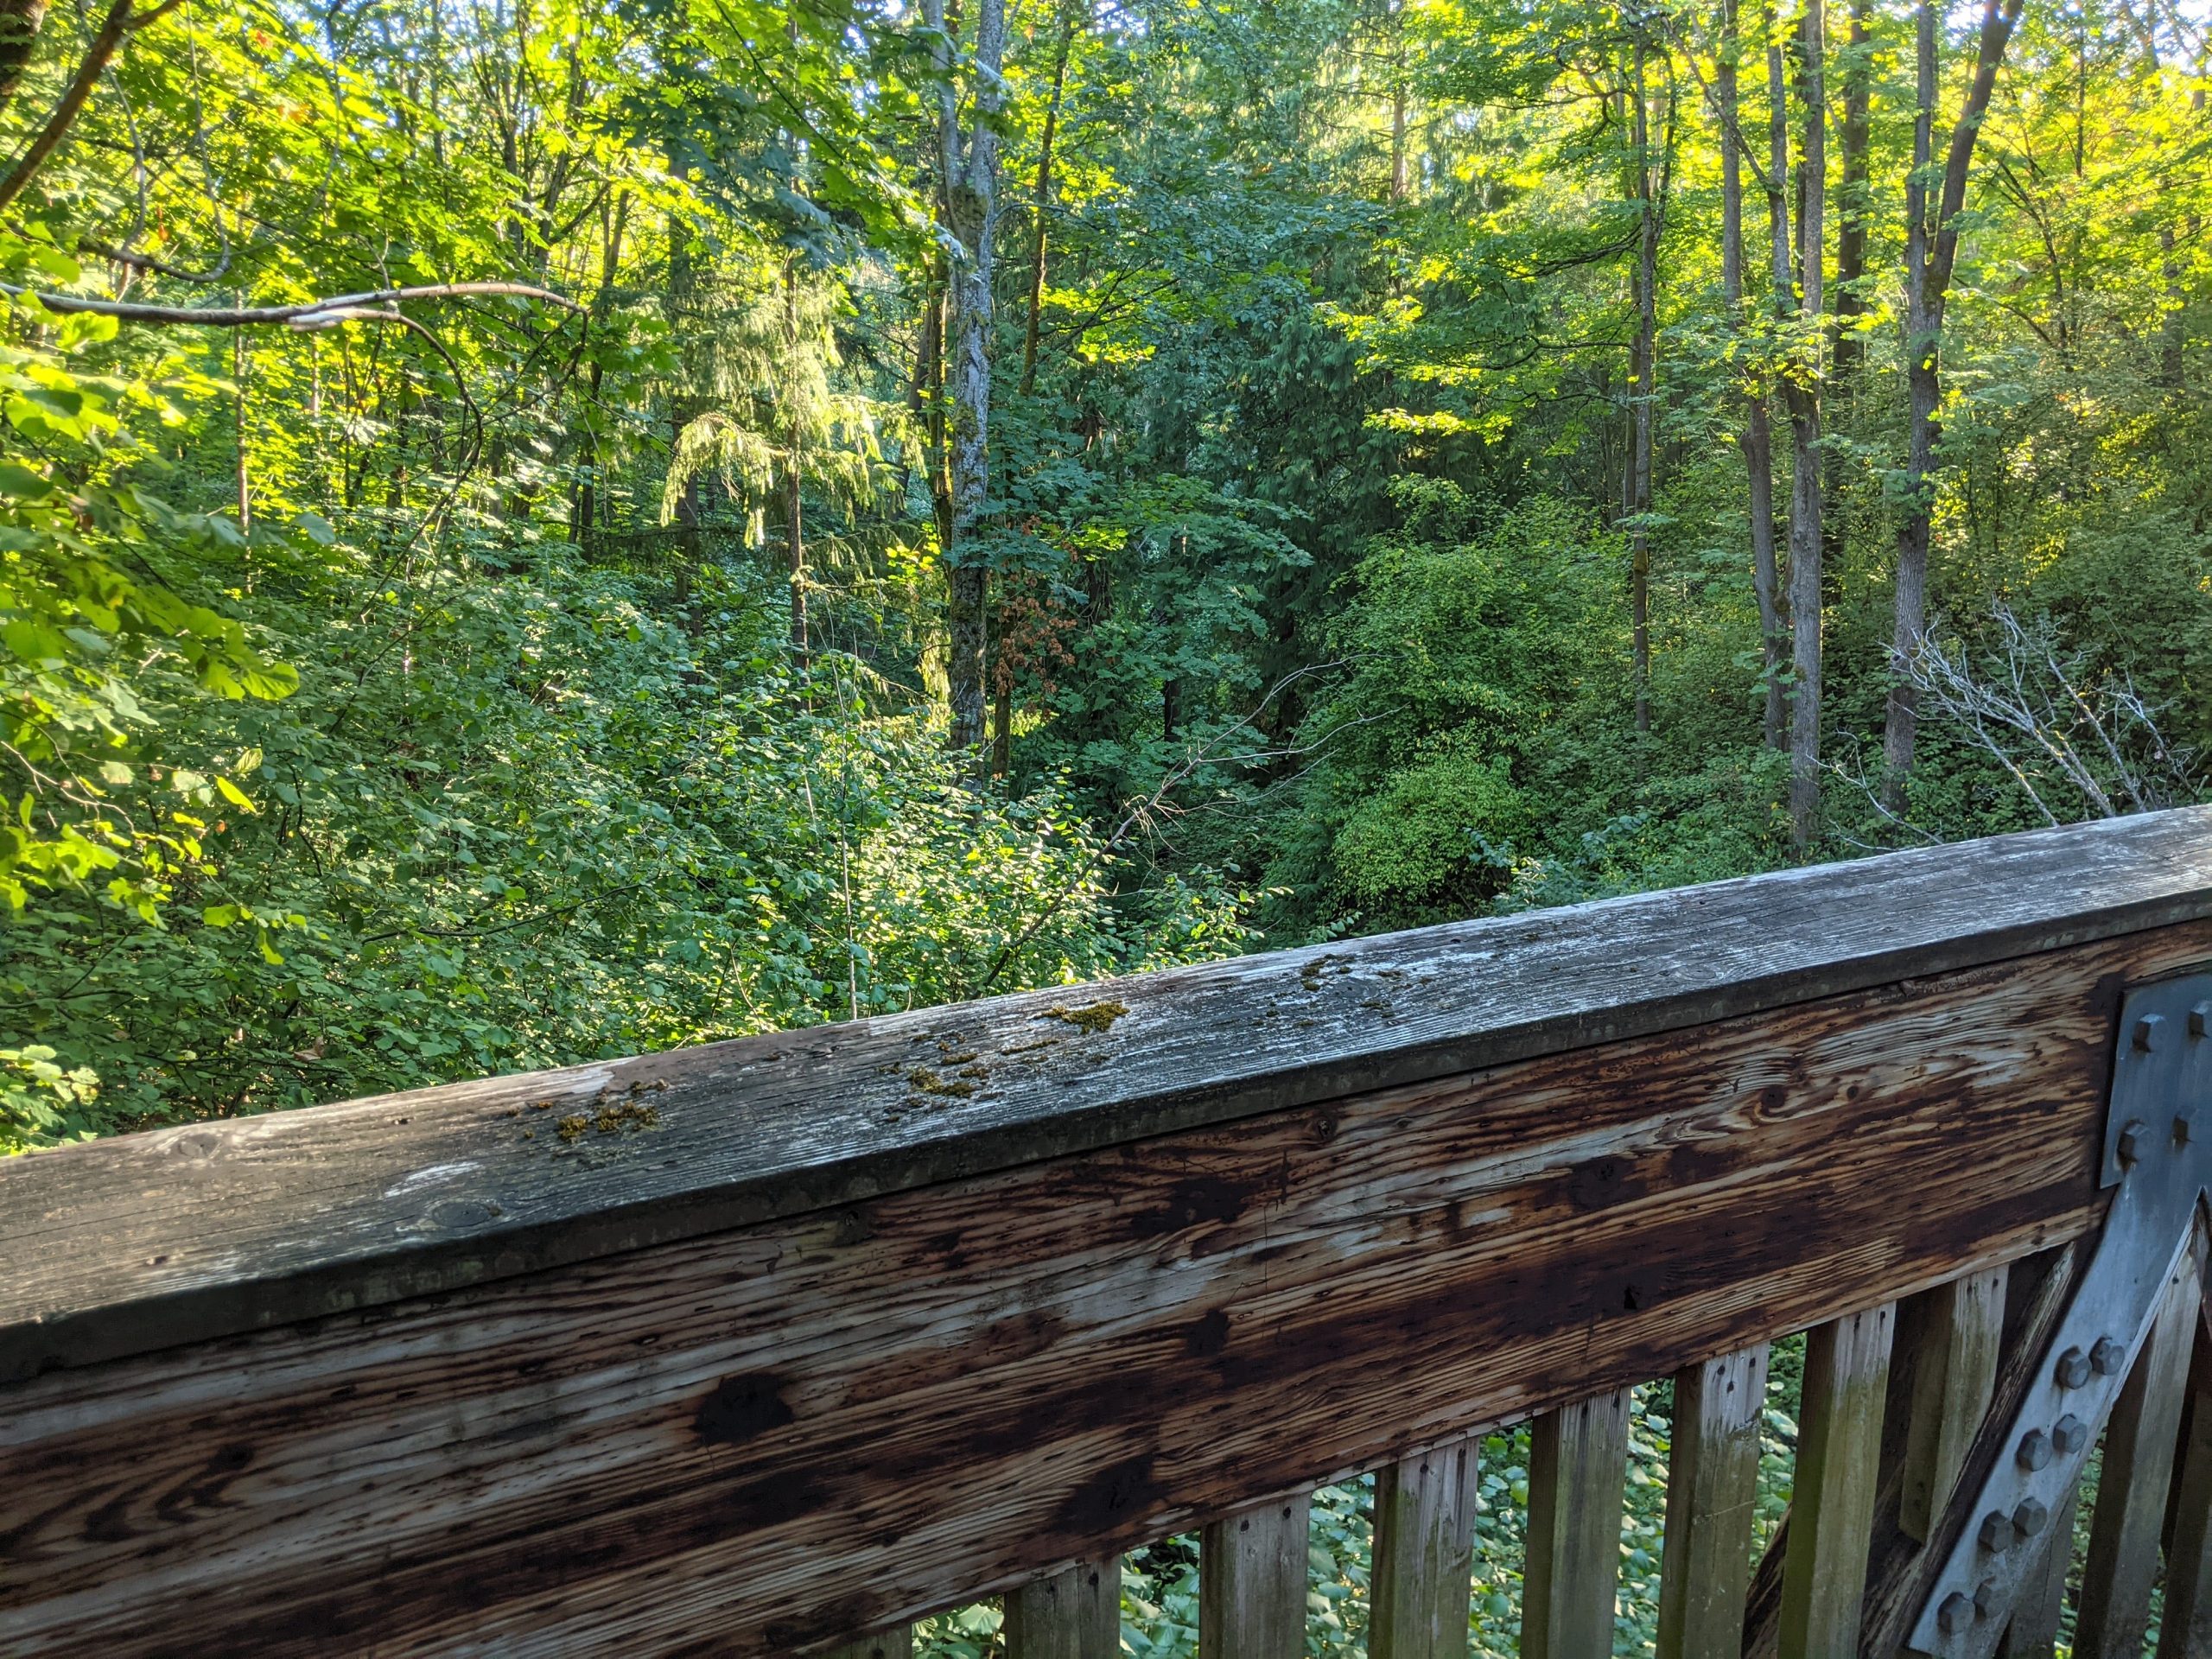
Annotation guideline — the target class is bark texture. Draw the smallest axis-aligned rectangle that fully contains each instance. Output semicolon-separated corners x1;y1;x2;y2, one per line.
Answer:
931;0;1009;766
1880;0;2025;805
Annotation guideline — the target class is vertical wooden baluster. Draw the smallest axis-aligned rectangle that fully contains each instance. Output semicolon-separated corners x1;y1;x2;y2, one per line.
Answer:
2158;1300;2212;1659
1005;1559;1122;1659
1656;1345;1768;1659
1898;1266;2010;1541
1522;1387;1631;1659
1777;1301;1894;1659
823;1630;913;1659
2076;1252;2200;1658
1996;1478;2079;1659
1199;1491;1312;1659
1370;1435;1479;1659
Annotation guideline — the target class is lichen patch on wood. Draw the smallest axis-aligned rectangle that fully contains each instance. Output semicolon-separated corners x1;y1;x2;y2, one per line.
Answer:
1046;1001;1128;1035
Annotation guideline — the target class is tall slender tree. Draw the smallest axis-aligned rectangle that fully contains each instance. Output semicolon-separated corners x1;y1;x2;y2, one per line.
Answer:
1626;31;1670;735
1881;0;2025;804
1779;0;1826;850
1716;0;1787;750
928;0;1010;766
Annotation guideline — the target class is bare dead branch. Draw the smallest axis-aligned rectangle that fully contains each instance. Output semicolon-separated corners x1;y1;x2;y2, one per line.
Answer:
1;279;586;327
1900;603;2196;824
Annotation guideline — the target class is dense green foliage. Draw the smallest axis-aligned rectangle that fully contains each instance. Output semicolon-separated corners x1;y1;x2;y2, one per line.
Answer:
0;0;2203;1646
4;0;2209;1154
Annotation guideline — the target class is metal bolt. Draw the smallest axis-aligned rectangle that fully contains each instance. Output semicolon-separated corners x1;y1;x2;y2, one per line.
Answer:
2120;1120;2153;1164
2013;1496;2050;1537
2018;1428;2055;1471
2180;1112;2200;1146
1978;1510;2014;1553
2054;1414;2090;1455
2056;1346;2092;1388
1975;1579;2002;1621
2192;1001;2210;1039
2092;1336;2126;1376
1937;1592;1976;1635
2137;1014;2165;1052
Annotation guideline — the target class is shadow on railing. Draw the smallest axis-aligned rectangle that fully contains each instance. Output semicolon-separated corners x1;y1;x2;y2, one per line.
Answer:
9;808;2212;1656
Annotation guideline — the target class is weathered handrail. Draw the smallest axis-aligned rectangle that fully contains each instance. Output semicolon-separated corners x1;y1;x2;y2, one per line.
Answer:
6;807;2212;1656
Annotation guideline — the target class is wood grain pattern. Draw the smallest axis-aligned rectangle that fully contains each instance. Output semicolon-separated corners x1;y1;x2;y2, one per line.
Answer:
1898;1266;2009;1541
2075;1250;2200;1657
1656;1346;1767;1659
1776;1301;1895;1659
823;1634;912;1659
1004;1561;1121;1659
1;925;2202;1658
1199;1494;1310;1659
1370;1438;1478;1659
10;809;2212;1380
1522;1389;1630;1659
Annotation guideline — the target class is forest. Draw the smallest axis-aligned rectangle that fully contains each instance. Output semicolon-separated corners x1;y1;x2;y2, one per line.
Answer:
0;0;2206;1163
0;0;2207;1649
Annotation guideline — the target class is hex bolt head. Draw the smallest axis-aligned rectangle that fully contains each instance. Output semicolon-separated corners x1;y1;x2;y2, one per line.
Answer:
2013;1496;2050;1537
1975;1579;2002;1621
2018;1428;2055;1471
2056;1346;2092;1388
1978;1510;2014;1553
2054;1414;2090;1455
2191;1001;2209;1039
2120;1119;2153;1165
2137;1014;2165;1052
2092;1336;2127;1376
1937;1592;1976;1635
2180;1112;2200;1146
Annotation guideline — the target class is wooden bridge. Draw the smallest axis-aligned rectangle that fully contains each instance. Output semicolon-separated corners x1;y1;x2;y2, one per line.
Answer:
10;808;2212;1656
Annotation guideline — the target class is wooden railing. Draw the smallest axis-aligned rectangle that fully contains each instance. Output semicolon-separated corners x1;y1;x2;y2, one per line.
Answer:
9;808;2212;1656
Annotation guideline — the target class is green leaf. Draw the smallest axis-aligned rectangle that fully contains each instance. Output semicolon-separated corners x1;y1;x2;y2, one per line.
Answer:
0;460;53;497
2;620;67;662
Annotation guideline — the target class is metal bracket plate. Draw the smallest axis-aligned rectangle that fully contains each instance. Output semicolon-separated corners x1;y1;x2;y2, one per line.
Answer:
1906;972;2212;1656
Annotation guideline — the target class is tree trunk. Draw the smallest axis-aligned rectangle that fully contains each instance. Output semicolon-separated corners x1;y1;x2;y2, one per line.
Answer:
1881;0;2024;804
569;192;629;544
2162;219;2187;388
1719;0;1787;750
1629;39;1658;735
1831;0;1871;380
0;0;48;118
785;264;808;663
233;314;251;540
1783;0;1826;853
991;673;1013;778
1019;12;1076;397
1817;0;1869;601
931;0;1008;769
1884;0;1938;809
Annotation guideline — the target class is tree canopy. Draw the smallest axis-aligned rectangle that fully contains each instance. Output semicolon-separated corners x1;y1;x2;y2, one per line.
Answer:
2;0;2209;1161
